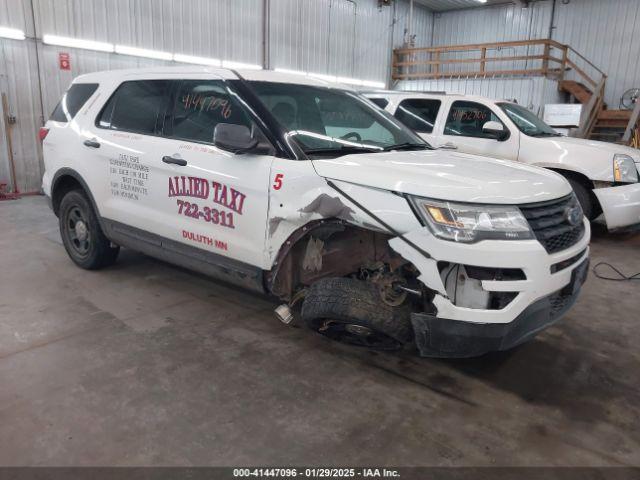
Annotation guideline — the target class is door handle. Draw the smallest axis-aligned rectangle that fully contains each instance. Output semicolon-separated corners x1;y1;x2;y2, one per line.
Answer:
162;156;187;166
438;142;458;150
83;139;101;148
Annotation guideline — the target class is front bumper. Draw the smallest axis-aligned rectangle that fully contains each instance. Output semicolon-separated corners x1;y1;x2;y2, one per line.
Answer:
389;219;591;325
411;258;589;357
593;181;640;230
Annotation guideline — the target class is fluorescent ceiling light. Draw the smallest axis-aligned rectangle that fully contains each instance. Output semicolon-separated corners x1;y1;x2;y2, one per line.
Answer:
0;27;26;40
43;34;113;52
115;45;172;61
222;60;262;70
173;53;221;66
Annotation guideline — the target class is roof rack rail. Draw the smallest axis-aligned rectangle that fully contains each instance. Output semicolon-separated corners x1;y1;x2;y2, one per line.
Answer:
359;89;448;95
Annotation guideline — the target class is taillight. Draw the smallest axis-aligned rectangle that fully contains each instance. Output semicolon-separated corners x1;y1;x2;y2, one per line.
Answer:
38;127;49;142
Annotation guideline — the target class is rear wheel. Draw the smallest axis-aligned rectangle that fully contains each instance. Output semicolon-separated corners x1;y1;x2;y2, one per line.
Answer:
301;277;413;351
59;189;119;269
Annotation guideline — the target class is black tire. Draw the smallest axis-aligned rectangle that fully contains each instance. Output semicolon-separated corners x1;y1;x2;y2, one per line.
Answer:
567;178;598;220
301;277;413;350
58;189;119;269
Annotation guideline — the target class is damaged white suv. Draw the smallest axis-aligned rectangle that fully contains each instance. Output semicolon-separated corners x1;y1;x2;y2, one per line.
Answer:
42;68;590;357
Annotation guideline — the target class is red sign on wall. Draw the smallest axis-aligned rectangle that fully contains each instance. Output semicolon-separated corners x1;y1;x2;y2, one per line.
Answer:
59;52;71;70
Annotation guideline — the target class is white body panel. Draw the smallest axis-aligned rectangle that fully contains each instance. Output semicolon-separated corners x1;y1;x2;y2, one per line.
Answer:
368;91;640;230
42;68;590;331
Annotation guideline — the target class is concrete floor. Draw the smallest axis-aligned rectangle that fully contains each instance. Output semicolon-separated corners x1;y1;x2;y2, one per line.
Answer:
1;195;639;467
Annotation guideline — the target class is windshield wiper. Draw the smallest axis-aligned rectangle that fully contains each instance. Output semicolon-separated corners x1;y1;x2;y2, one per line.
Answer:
383;142;431;151
304;146;382;157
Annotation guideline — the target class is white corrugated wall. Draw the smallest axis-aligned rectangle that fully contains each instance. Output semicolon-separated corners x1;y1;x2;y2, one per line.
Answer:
0;0;432;192
552;0;640;108
0;0;42;193
268;0;432;84
431;1;553;45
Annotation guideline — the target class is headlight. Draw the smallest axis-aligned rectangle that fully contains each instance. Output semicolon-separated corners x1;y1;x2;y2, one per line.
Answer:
408;197;534;243
613;154;638;183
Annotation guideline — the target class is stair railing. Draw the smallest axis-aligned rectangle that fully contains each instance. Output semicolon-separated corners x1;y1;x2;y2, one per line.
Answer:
622;100;640;147
392;39;568;81
561;45;607;138
576;77;606;138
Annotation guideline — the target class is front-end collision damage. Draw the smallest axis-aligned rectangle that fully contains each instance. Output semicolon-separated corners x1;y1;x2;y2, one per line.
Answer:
268;192;357;237
387;221;590;357
266;171;591;357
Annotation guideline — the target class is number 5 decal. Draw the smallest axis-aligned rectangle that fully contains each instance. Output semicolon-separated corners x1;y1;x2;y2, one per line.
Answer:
273;173;284;190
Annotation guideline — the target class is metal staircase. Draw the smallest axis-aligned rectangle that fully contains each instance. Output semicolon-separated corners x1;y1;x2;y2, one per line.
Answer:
558;80;631;143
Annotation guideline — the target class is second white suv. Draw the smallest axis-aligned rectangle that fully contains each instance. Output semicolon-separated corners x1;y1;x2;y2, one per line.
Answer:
365;90;640;231
42;68;590;358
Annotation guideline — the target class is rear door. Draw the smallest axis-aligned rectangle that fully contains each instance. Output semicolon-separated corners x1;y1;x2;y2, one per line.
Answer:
392;98;442;146
437;99;519;160
90;78;173;232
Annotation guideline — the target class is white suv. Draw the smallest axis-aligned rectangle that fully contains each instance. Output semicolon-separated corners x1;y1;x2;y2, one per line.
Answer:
365;91;640;230
41;68;590;358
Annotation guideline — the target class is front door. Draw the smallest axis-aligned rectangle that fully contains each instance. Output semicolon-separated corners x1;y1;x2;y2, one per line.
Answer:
150;78;274;268
436;100;520;160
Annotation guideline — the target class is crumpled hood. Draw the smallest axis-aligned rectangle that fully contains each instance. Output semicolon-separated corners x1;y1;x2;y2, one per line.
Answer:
312;150;572;205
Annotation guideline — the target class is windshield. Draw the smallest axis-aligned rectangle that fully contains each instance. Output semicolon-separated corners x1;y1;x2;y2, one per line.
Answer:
498;102;561;137
248;81;429;156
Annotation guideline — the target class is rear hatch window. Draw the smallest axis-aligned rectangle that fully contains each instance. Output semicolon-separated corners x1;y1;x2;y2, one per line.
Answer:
50;83;99;122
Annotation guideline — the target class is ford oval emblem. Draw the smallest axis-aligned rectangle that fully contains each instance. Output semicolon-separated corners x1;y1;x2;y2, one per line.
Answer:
565;205;582;226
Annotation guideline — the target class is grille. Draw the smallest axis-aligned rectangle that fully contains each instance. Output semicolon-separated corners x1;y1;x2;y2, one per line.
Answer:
519;194;585;254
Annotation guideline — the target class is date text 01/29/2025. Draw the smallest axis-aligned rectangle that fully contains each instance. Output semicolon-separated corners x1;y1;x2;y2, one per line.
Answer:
169;175;247;229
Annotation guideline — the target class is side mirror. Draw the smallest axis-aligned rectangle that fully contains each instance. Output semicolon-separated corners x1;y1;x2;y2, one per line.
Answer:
482;121;509;141
214;123;259;153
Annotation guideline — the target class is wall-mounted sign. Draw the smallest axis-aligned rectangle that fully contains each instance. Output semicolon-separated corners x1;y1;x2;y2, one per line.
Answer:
59;52;70;70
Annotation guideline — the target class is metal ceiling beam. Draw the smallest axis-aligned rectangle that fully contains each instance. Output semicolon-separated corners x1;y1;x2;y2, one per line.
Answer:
415;0;531;13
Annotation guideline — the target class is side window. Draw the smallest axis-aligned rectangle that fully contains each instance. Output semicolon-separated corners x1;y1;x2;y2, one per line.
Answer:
50;83;99;122
97;80;170;135
368;98;389;109
170;80;253;144
444;101;505;138
394;99;441;133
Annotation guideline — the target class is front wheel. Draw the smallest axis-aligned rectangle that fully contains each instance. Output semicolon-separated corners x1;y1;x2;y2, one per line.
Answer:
59;189;119;269
301;277;413;351
567;178;599;220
